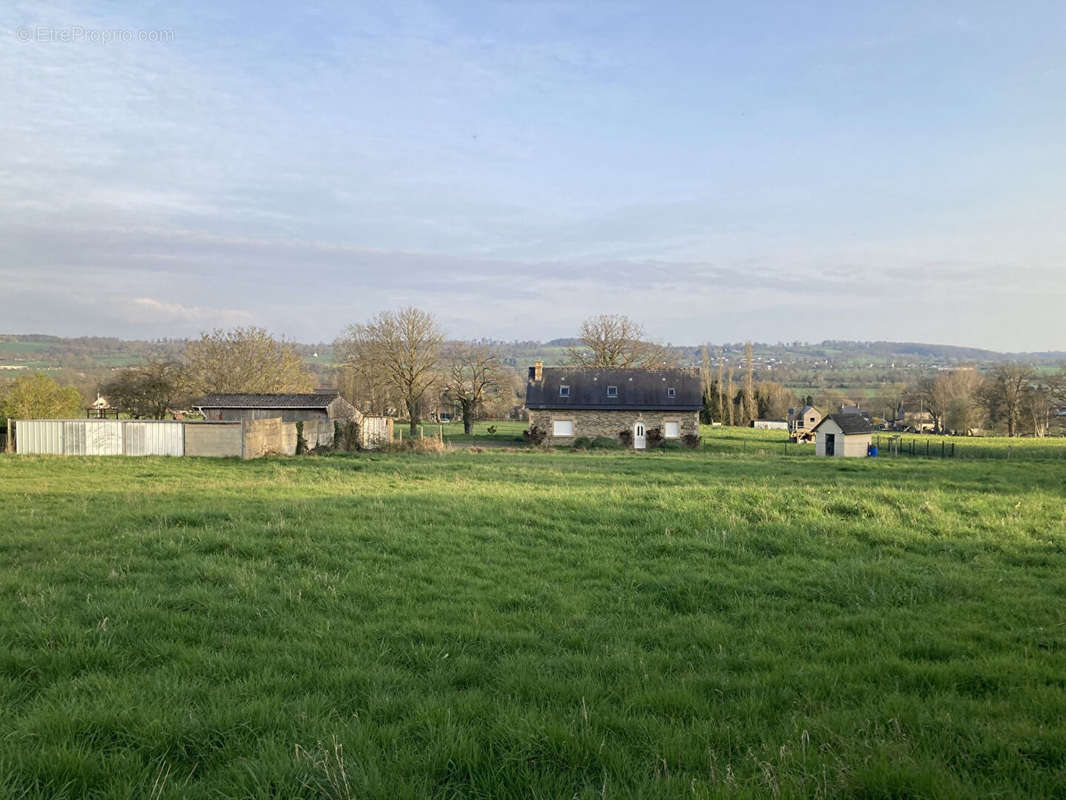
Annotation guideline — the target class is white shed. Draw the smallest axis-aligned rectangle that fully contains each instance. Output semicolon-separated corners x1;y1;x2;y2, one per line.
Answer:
811;413;874;457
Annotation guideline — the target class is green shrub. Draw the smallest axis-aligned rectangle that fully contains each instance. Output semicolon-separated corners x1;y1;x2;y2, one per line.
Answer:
646;426;664;448
523;425;547;446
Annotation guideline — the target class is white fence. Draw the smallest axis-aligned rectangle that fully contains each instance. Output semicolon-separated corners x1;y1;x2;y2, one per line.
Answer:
14;419;187;456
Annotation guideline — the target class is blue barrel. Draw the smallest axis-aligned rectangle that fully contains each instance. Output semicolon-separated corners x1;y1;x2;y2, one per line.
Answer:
868;445;878;457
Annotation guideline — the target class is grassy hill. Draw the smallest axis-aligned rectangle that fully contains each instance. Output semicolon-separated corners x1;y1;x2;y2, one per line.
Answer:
1;444;1064;798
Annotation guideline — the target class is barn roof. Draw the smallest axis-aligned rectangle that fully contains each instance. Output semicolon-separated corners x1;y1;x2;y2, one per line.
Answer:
525;367;702;411
195;393;342;409
812;413;875;435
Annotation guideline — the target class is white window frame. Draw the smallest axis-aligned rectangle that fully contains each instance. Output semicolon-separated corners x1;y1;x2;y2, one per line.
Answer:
606;385;618;398
664;421;680;439
667;387;676;398
559;385;569;397
552;419;574;437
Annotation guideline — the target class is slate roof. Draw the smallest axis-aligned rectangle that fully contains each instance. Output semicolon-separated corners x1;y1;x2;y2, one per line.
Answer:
812;413;875;435
525;367;701;411
195;393;341;409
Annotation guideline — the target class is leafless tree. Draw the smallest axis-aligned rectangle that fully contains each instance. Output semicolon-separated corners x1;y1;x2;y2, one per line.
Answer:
335;307;443;435
726;366;736;426
566;314;675;368
441;345;508;434
741;342;756;424
716;349;726;423
101;359;187;418
1027;384;1053;437
185;327;313;395
755;381;794;421
982;363;1036;437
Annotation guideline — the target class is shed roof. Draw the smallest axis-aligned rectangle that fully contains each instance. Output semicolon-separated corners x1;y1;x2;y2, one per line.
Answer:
812;413;875;435
195;393;342;409
525;367;702;411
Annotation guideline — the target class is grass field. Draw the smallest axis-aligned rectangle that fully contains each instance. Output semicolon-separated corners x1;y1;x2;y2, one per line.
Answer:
409;421;1066;460
1;447;1065;798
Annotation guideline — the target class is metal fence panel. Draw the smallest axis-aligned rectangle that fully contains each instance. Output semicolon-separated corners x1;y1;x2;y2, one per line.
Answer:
66;420;123;455
125;422;184;456
15;420;64;454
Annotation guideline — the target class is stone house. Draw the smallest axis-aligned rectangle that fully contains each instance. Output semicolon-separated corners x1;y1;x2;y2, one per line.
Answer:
811;413;874;457
524;362;701;448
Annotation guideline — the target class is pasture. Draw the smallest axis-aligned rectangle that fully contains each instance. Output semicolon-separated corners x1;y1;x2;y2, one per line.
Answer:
1;443;1064;798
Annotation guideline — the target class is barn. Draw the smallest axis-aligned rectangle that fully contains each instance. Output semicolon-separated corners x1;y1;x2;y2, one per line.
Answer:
193;392;359;449
811;413;874;457
194;392;357;423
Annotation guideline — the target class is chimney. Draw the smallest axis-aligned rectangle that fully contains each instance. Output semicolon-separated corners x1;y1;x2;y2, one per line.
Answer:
529;360;543;381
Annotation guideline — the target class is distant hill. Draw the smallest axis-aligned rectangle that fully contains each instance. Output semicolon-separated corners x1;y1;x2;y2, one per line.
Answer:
1;333;1062;373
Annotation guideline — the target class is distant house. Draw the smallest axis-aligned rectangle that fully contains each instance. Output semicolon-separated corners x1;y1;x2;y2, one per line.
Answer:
838;404;873;422
524;362;701;448
788;405;823;441
193;392;358;424
812;413;874;457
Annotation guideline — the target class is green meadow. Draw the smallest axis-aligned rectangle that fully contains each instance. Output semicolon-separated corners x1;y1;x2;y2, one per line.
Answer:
1;442;1064;798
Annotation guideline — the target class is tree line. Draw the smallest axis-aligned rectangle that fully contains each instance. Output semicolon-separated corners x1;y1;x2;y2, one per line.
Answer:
2;312;1063;438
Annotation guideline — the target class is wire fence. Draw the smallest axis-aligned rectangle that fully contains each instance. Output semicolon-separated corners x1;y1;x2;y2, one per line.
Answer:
874;435;1066;461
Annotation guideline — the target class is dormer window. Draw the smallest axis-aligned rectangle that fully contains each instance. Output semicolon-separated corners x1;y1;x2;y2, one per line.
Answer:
607;385;618;398
559;385;570;397
667;387;676;398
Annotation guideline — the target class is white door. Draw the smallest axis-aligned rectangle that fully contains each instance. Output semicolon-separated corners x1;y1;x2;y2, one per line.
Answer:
633;421;646;449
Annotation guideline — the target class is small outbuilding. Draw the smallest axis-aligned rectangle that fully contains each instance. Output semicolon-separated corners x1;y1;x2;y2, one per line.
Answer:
811;413;874;457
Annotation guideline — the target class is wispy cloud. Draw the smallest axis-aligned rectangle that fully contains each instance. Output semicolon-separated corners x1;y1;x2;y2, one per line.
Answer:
2;1;1065;350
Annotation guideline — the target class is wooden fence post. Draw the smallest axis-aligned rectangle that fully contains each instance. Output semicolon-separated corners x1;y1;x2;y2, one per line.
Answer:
5;418;12;453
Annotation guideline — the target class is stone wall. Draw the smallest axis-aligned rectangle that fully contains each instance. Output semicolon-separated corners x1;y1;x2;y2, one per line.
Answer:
527;409;700;447
242;418;298;459
184;422;243;457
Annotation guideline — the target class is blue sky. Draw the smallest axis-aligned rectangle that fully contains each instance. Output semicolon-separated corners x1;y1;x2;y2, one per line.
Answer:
2;1;1065;349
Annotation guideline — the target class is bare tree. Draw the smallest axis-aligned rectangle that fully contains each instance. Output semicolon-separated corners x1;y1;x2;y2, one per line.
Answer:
442;345;507;434
101;359;187;418
566;314;675;368
185;327;312;395
741;342;756;424
1027;384;1053;437
982;363;1036;437
755;381;794;421
716;349;726;423
336;307;443;435
726;366;736;426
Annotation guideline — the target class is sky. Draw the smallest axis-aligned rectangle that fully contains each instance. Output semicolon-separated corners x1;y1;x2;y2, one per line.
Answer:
2;1;1065;350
